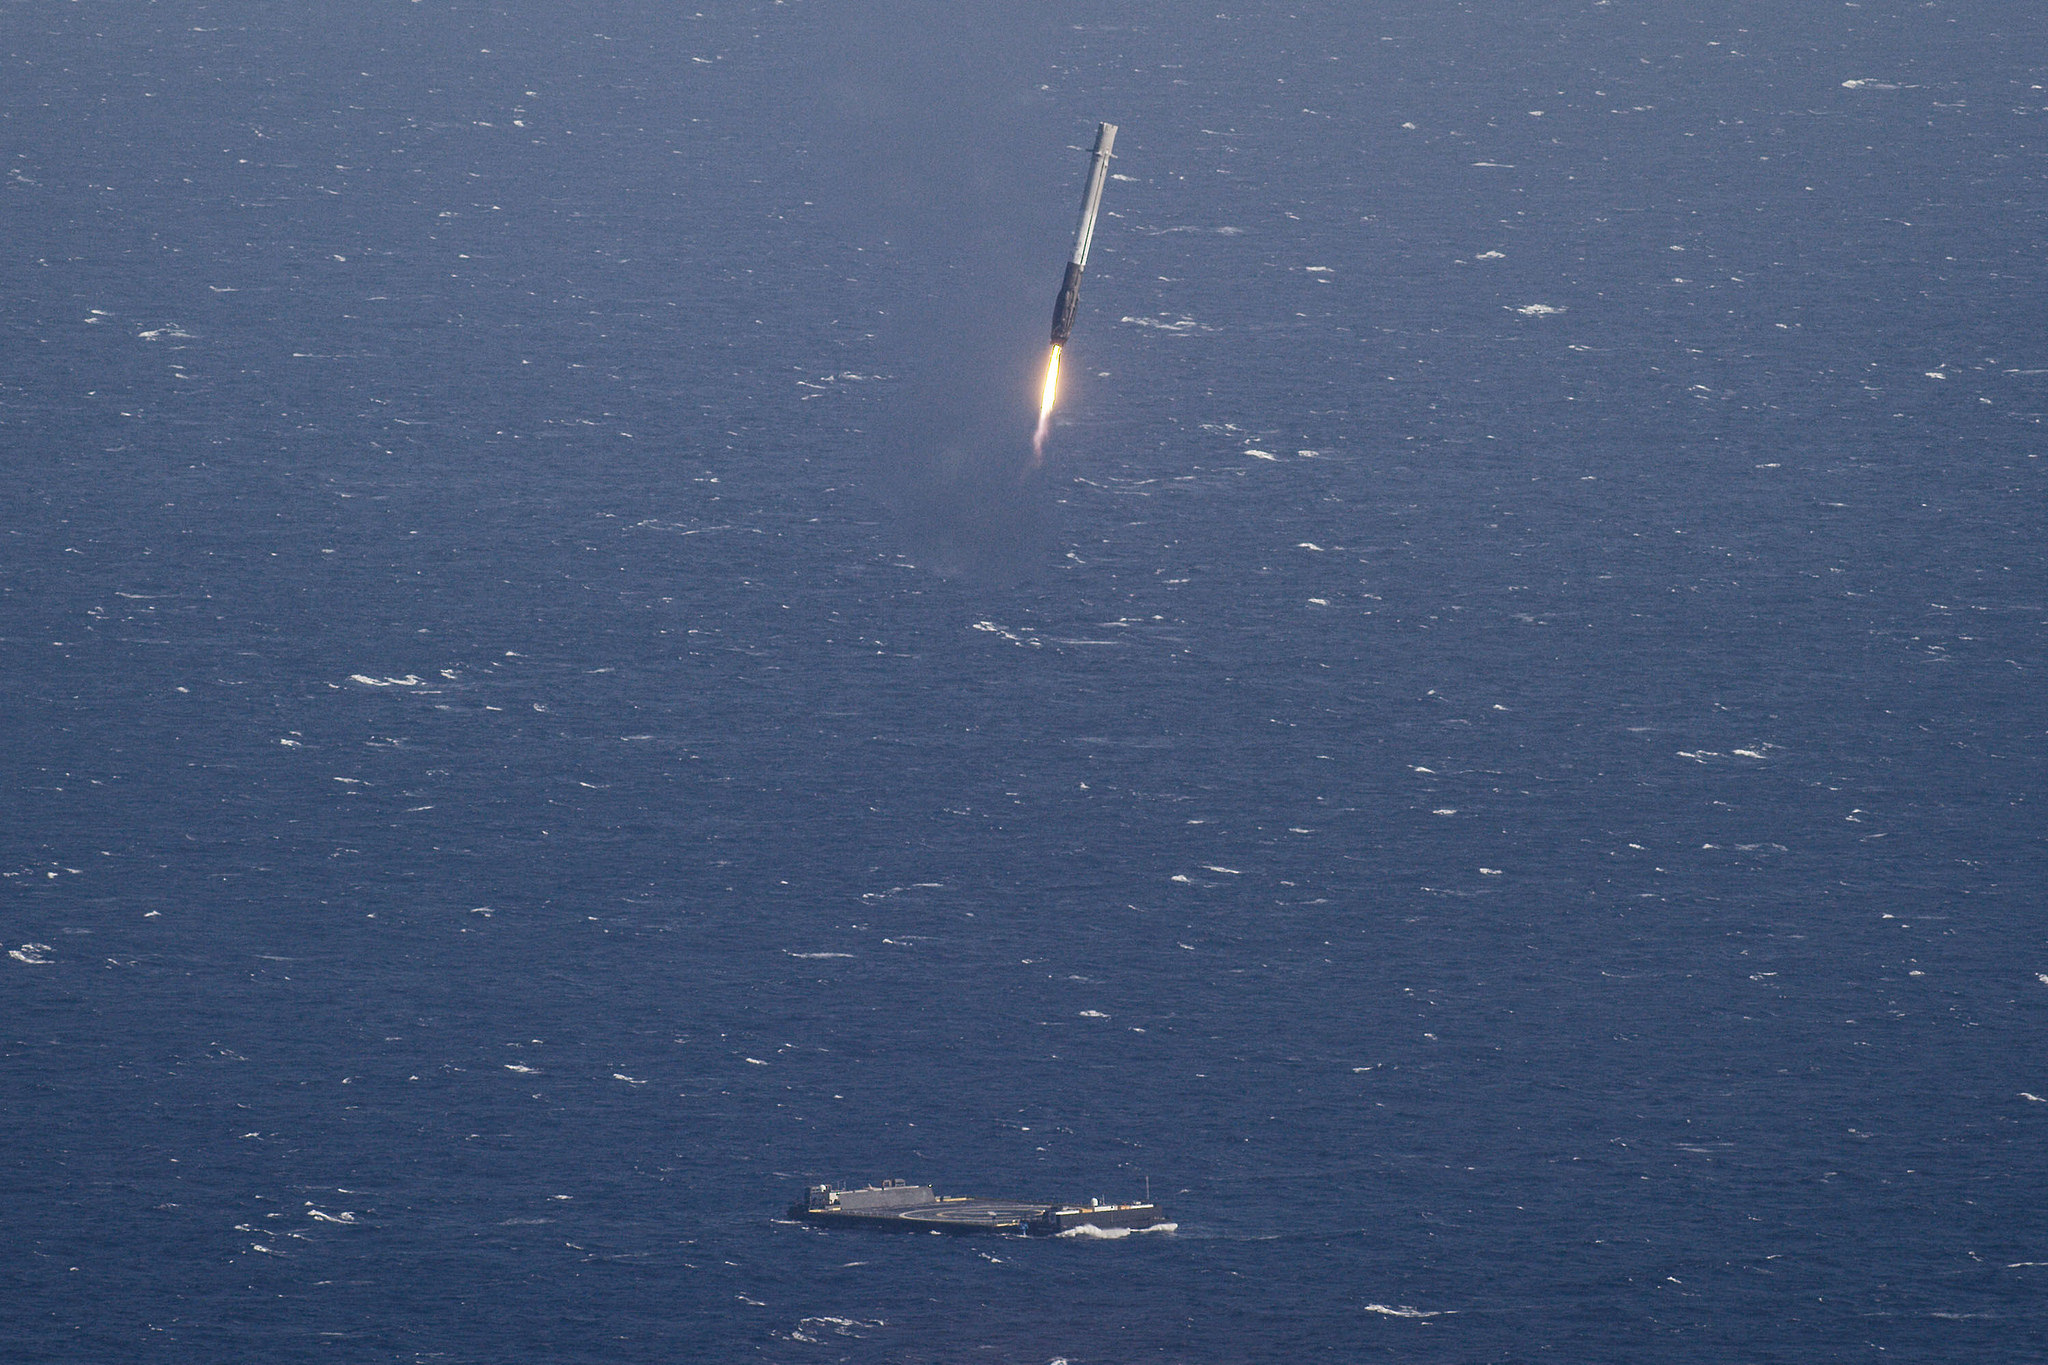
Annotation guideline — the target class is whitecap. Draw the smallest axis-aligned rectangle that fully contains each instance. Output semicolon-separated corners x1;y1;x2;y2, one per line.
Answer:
1511;304;1564;316
788;1316;884;1344
785;951;855;959
1057;1221;1177;1239
349;674;423;687
1362;1303;1450;1318
9;943;54;965
1119;314;1212;333
971;620;1040;648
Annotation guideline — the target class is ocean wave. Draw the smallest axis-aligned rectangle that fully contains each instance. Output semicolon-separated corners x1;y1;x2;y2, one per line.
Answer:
971;620;1042;648
1119;314;1215;333
1057;1221;1177;1239
787;1316;884;1344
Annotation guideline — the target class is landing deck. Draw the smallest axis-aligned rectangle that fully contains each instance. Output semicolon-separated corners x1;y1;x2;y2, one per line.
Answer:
794;1196;1053;1234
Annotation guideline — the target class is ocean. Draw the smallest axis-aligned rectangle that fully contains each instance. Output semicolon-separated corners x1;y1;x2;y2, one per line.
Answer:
4;1;2045;1360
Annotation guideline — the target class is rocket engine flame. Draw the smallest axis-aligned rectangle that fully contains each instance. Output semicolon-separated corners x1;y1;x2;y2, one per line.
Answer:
1032;344;1061;461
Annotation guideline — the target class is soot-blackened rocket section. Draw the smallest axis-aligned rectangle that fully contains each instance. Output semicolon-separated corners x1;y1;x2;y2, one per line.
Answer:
1049;122;1117;347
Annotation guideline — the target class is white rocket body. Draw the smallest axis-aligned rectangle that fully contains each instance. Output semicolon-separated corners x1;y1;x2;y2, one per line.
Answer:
1049;123;1117;346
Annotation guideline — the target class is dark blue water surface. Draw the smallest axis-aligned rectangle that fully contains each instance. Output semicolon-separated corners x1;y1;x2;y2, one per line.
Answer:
5;2;2046;1360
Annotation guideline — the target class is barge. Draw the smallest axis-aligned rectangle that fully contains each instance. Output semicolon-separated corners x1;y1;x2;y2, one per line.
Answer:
788;1180;1169;1236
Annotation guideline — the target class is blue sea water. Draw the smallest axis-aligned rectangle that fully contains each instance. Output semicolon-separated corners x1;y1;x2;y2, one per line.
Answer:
4;1;2046;1360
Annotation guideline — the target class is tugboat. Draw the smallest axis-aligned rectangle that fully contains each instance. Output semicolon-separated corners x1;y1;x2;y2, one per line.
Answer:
788;1180;1170;1236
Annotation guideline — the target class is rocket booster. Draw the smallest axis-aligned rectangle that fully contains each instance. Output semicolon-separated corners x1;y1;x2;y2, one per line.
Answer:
1049;122;1117;347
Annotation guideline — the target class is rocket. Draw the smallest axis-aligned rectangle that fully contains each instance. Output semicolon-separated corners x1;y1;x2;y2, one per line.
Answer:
1049;122;1118;347
1034;122;1118;457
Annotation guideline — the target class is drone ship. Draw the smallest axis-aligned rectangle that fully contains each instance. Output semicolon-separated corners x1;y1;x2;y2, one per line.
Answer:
788;1180;1170;1237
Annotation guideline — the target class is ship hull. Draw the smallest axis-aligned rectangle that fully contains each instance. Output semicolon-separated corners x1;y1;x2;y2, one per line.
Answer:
788;1183;1168;1237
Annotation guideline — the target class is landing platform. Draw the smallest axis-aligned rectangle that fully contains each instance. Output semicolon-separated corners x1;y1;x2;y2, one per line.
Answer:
788;1181;1168;1237
799;1195;1054;1234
